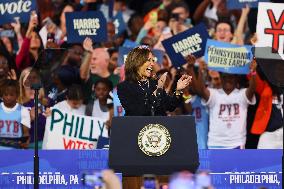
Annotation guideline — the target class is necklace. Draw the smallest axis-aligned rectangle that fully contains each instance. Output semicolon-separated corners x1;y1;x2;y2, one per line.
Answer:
138;79;149;91
138;80;150;106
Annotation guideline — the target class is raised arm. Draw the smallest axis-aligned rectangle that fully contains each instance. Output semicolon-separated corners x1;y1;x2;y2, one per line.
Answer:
246;58;256;101
186;55;210;101
80;37;93;81
231;5;250;45
193;0;211;23
11;17;23;50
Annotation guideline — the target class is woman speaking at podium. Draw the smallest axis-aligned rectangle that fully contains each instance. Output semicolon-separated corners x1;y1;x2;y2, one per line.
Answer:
117;45;192;116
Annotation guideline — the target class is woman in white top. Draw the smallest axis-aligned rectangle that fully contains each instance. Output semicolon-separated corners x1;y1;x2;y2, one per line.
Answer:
47;84;86;116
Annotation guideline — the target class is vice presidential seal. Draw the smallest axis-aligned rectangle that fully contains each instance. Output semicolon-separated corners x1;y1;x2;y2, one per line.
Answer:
138;124;171;156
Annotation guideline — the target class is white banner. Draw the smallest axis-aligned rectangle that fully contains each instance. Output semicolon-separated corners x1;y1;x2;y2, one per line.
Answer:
255;2;284;60
42;109;108;149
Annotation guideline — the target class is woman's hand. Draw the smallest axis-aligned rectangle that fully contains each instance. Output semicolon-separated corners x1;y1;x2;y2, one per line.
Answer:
157;72;168;89
176;74;192;91
26;11;38;38
43;108;51;117
7;69;17;80
11;17;21;35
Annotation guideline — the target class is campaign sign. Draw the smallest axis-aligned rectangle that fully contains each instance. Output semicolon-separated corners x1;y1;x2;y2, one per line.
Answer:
108;0;114;19
204;39;253;74
254;2;284;88
122;39;138;48
118;46;164;66
66;11;107;43
162;23;209;68
113;11;126;36
0;0;37;25
42;109;108;150
255;2;284;60
227;0;270;10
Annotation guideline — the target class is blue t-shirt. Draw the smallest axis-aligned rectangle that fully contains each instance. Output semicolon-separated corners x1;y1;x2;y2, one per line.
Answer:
191;95;209;149
113;88;125;117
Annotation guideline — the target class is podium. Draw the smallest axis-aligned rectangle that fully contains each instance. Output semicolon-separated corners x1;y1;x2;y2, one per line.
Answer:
109;116;199;176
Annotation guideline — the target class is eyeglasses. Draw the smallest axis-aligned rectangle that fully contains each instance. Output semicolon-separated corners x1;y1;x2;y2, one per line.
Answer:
216;28;231;33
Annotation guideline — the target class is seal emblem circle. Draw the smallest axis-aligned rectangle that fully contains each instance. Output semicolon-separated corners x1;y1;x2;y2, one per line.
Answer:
138;124;171;156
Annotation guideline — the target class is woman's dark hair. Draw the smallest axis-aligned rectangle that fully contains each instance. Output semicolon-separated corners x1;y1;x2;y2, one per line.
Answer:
124;46;152;82
94;78;113;91
66;84;84;101
53;3;76;26
2;79;20;96
215;19;235;34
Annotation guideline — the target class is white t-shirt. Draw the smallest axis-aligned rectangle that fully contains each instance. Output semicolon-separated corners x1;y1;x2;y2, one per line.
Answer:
1;103;31;128
92;100;109;122
52;100;86;115
202;88;256;148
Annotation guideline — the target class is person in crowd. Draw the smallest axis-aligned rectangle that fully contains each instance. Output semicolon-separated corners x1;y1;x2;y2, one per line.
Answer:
0;55;17;99
107;47;119;74
85;78;113;130
46;84;86;116
53;3;75;42
127;13;145;41
18;67;53;149
0;79;30;149
214;6;250;45
183;59;209;149
250;59;283;149
117;45;191;116
16;12;43;72
188;55;256;149
80;39;119;101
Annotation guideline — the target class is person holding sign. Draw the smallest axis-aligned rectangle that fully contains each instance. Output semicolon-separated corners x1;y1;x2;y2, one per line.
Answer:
117;45;192;116
188;55;257;149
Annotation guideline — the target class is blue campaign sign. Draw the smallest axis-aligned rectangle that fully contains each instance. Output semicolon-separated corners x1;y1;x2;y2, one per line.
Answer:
0;150;281;188
66;11;107;43
118;46;165;66
122;39;138;48
227;0;270;10
113;11;126;36
204;39;253;74
0;0;37;25
162;23;210;68
108;0;114;19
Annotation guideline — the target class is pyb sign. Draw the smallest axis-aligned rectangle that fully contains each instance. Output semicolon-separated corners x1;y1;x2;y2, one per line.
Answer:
0;0;37;25
162;23;209;68
66;11;107;43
